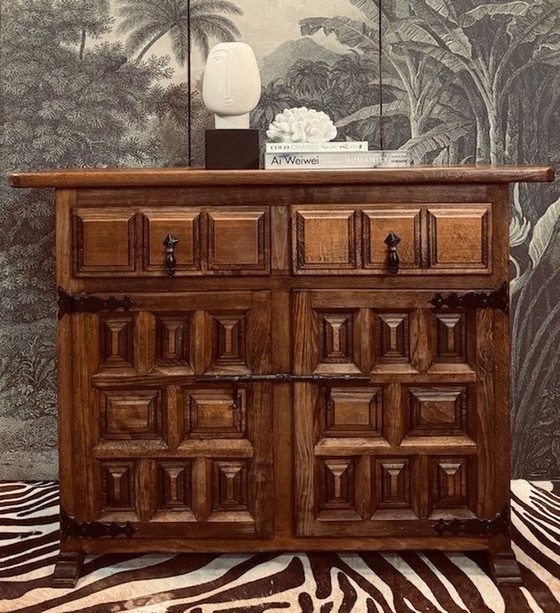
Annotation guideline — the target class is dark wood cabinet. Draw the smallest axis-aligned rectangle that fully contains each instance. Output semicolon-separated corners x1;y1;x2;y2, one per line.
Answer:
10;166;553;587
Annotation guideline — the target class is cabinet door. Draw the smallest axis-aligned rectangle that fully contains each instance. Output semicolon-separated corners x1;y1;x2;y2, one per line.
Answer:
60;291;273;539
293;289;507;537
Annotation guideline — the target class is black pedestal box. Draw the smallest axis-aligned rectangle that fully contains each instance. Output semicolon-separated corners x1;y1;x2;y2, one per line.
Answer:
205;129;260;169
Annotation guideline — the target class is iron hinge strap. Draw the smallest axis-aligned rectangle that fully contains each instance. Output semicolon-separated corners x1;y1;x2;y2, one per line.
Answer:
57;287;135;320
430;281;509;315
432;507;509;537
60;507;137;541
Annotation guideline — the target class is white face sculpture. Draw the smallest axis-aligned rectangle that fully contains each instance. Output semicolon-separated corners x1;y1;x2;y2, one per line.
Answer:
202;42;262;129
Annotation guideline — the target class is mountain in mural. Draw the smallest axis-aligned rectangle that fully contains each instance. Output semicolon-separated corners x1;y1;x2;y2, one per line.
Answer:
258;37;345;86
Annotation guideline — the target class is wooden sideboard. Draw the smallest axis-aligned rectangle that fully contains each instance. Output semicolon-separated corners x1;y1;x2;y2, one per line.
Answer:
11;166;554;587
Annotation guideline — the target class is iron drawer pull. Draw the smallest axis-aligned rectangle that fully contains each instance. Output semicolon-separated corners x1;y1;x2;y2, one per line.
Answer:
163;234;179;276
385;231;401;275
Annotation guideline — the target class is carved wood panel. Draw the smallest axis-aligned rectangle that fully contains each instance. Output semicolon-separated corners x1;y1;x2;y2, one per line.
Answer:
157;461;193;512
427;205;491;272
99;389;164;441
207;209;269;272
363;208;422;270
323;386;383;437
430;457;473;516
80;291;272;537
100;461;137;516
373;458;413;512
294;290;493;536
406;386;469;437
432;312;468;363
212;460;249;512
294;208;357;270
375;312;410;363
99;315;134;369
143;209;201;273
317;457;361;520
186;388;245;439
155;314;193;369
73;208;135;274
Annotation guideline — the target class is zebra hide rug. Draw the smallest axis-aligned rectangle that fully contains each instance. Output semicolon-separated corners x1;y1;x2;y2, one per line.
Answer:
1;480;559;612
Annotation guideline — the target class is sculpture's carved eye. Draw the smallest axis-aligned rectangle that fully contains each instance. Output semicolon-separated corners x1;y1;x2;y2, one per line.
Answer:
212;51;228;63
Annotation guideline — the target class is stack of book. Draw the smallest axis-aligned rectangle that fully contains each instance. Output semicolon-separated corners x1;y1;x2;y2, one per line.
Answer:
263;141;411;169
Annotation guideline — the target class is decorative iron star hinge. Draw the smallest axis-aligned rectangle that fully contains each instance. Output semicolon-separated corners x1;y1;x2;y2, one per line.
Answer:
430;281;509;314
432;507;509;537
57;286;135;319
60;507;137;541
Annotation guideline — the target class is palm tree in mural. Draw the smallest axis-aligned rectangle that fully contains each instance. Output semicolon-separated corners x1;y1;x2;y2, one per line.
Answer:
329;53;377;111
116;0;241;64
252;79;299;131
284;59;331;100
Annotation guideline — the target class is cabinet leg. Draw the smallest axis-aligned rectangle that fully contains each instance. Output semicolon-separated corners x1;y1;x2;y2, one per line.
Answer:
489;549;522;586
52;551;85;588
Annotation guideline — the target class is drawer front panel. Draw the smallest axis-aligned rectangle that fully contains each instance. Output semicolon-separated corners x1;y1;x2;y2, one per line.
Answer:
72;206;269;276
427;205;491;272
143;209;201;273
208;209;268;271
295;208;357;270
74;208;136;274
293;204;492;276
363;208;422;270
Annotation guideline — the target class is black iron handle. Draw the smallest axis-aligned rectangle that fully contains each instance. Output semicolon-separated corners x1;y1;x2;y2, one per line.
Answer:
384;231;401;275
163;234;179;276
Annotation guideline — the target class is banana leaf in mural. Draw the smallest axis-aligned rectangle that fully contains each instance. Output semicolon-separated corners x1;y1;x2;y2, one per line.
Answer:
511;193;560;477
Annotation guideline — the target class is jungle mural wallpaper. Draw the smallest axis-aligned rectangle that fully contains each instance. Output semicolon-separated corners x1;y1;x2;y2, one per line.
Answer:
1;0;559;480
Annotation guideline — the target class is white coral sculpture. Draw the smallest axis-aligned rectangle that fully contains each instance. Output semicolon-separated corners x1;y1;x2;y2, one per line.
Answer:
266;107;337;143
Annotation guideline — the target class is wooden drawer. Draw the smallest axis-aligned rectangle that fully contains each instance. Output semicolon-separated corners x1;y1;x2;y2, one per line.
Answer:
72;206;270;276
293;204;492;275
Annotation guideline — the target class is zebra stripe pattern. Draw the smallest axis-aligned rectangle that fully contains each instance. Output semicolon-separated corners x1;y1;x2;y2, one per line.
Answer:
1;480;559;612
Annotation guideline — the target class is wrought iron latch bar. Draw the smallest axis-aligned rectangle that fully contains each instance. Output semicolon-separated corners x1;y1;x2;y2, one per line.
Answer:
194;373;372;384
430;282;509;314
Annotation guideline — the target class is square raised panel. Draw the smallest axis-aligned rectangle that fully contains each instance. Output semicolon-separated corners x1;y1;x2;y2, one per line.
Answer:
374;312;410;363
186;388;245;438
363;208;421;270
324;387;382;437
73;208;135;274
427;205;491;272
208;312;249;372
155;314;194;369
406;386;467;436
373;458;414;513
100;389;163;440
211;460;249;512
207;209;268;272
316;457;361;520
314;310;361;373
101;461;136;513
156;461;194;513
99;315;134;369
143;209;201;273
430;457;472;513
294;208;357;270
432;312;468;363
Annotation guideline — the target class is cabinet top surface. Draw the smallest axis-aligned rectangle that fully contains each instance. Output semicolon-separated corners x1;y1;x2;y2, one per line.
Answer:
10;165;554;189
